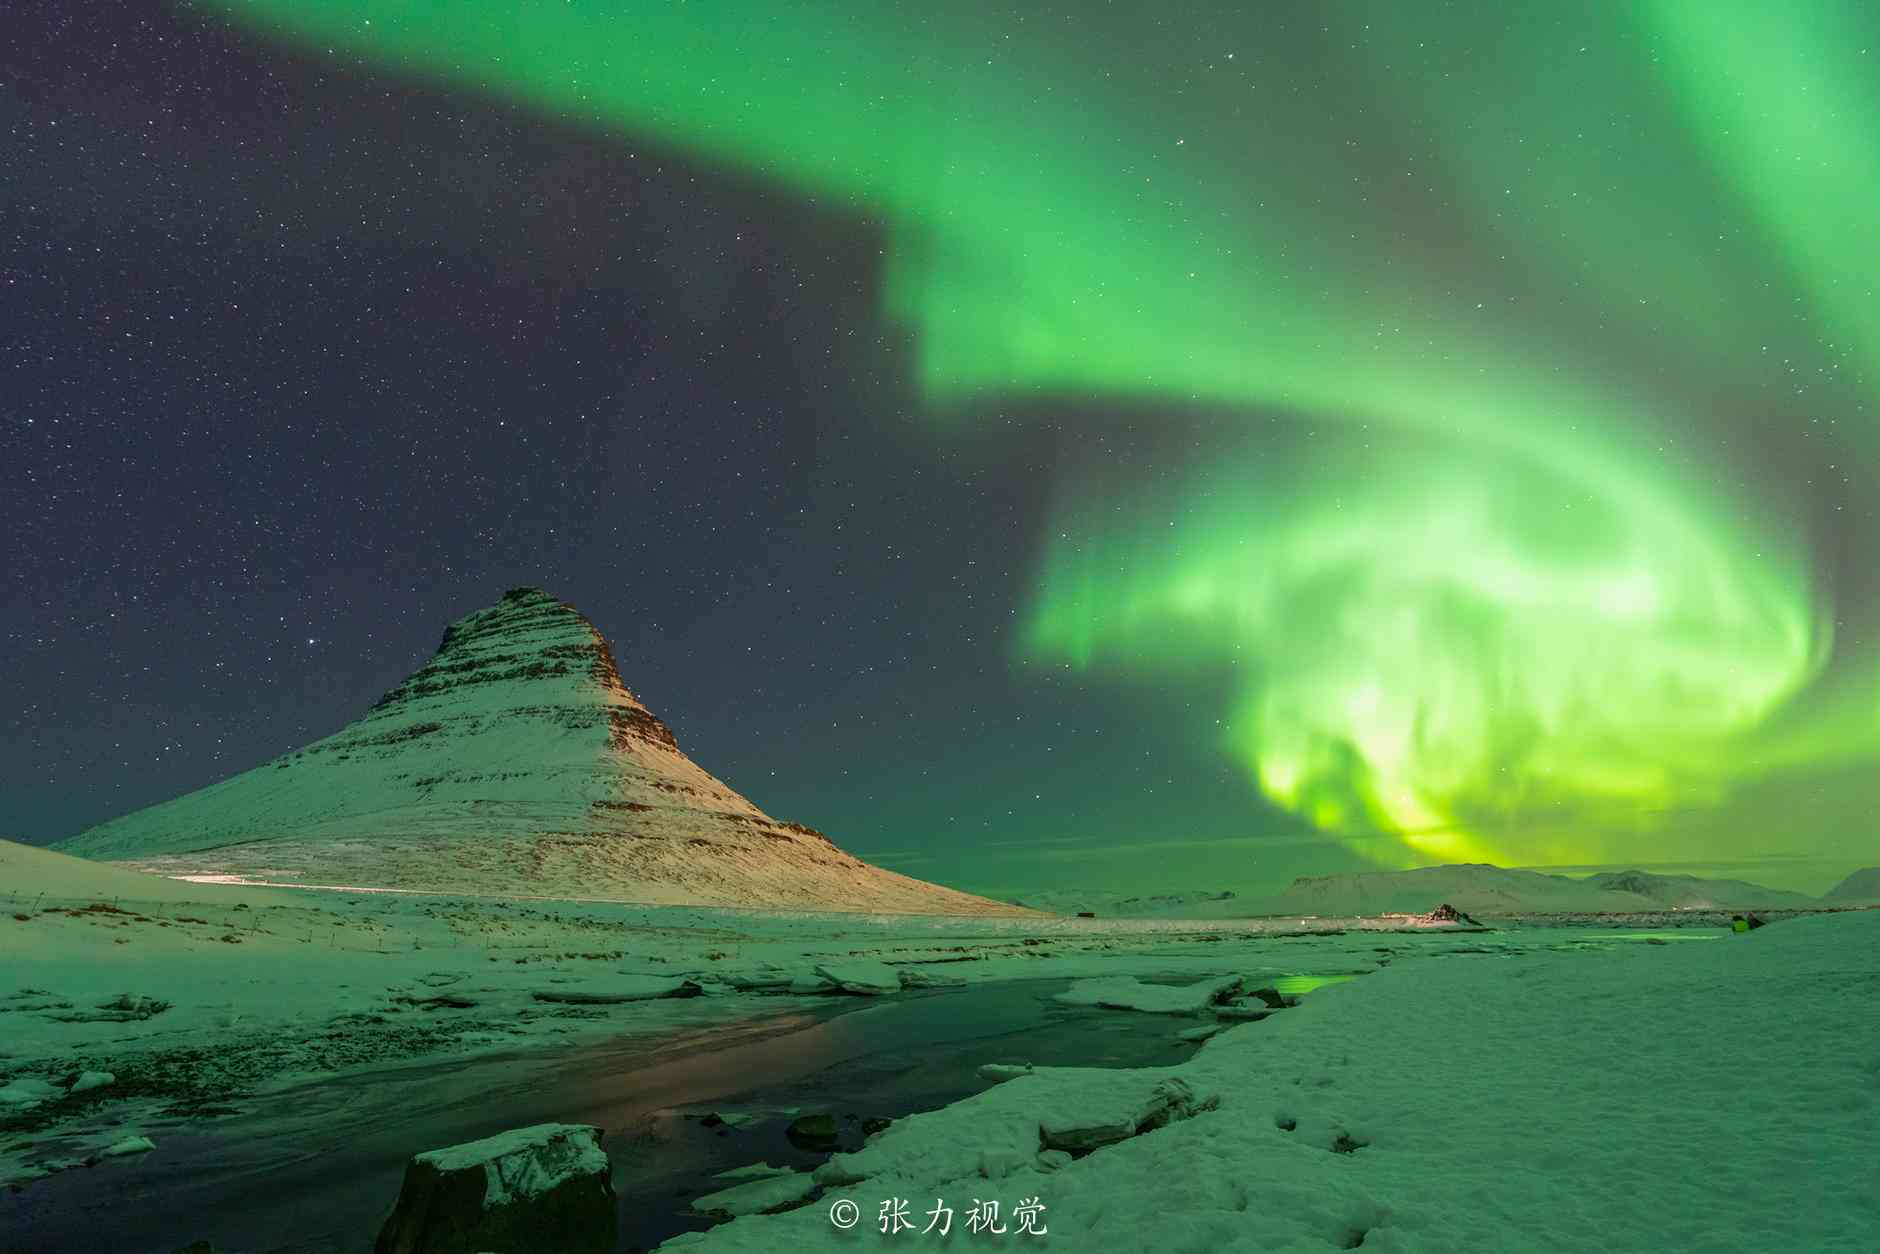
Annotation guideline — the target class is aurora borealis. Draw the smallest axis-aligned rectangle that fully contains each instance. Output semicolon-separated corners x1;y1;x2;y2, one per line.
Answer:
9;2;1877;892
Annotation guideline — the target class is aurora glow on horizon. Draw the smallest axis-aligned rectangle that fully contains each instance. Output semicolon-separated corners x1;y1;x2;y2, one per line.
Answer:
197;0;1879;878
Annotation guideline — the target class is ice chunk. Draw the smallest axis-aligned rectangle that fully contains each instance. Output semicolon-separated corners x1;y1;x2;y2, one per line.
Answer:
101;1135;155;1157
712;1162;797;1182
0;1077;59;1109
812;960;900;995
692;1170;817;1217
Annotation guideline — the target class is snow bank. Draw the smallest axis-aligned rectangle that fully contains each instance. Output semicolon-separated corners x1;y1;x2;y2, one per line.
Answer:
813;1066;1212;1188
662;910;1880;1252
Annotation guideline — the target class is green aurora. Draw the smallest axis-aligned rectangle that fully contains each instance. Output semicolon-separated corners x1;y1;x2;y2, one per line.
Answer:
202;0;1880;881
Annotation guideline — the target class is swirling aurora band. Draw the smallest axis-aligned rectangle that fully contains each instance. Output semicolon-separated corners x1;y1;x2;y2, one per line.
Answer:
202;0;1880;872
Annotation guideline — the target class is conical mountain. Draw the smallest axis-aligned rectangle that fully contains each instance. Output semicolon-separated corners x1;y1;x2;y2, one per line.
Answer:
56;588;1020;914
1821;867;1880;905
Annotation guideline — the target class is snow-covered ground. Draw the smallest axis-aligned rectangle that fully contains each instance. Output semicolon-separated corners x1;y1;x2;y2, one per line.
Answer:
667;909;1880;1253
7;836;1873;1252
0;840;1463;1193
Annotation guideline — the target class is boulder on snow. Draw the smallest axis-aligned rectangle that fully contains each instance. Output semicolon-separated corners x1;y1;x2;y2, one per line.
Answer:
374;1123;614;1254
812;961;900;995
785;1114;838;1150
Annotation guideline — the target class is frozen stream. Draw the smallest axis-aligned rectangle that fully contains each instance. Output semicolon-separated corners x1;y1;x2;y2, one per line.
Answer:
1;976;1261;1253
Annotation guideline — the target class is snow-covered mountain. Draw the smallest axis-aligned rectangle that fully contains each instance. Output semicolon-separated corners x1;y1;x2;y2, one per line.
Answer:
1577;869;1817;910
1252;864;1638;916
1014;863;1832;918
1821;867;1880;905
54;588;1022;914
1262;864;1825;916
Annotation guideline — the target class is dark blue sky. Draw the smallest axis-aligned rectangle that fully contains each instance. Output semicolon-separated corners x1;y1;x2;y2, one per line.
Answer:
3;2;1313;897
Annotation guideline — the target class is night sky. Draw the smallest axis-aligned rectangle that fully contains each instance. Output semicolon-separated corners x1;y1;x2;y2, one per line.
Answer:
7;2;1876;896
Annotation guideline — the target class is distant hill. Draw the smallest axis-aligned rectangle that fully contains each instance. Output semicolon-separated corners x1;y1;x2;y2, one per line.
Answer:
1014;862;1828;918
1578;869;1817;910
0;838;288;907
1259;864;1645;916
1004;889;1240;917
1821;867;1880;904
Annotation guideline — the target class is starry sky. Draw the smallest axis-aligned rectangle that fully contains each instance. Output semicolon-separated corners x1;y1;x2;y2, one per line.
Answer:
6;1;1877;896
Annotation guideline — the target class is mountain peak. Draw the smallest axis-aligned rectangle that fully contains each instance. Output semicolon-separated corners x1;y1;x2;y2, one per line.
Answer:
370;587;678;750
57;590;1019;914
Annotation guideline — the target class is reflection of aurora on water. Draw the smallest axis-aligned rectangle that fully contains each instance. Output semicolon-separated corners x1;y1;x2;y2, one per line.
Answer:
205;0;1880;870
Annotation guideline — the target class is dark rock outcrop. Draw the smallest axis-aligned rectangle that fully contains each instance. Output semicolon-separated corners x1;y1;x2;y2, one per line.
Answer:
785;1114;838;1150
374;1123;614;1254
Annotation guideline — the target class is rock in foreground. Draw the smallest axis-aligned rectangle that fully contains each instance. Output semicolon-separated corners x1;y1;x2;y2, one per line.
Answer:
375;1123;614;1254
